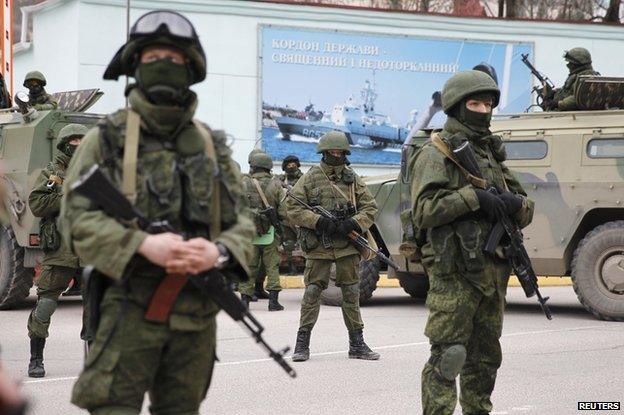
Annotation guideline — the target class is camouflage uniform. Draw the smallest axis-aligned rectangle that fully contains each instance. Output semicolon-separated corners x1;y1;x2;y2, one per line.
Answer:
26;124;87;378
287;132;379;361
239;151;286;311
411;71;534;414
61;11;253;414
277;155;303;275
553;47;599;111
23;71;58;111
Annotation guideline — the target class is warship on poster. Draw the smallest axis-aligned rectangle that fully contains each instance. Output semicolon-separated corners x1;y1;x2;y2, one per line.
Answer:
273;79;420;149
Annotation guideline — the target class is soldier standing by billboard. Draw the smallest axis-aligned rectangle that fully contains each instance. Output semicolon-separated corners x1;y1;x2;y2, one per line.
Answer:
278;155;303;275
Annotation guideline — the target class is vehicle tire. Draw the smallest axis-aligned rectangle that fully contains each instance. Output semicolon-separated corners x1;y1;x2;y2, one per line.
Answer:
0;226;35;309
571;221;624;321
321;258;380;306
397;271;429;299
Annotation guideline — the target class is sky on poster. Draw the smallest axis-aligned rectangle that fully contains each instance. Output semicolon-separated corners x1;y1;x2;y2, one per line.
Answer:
262;26;534;127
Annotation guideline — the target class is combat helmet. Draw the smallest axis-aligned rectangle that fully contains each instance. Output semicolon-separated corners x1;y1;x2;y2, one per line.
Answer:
441;70;500;115
56;124;88;150
564;47;592;66
248;148;265;164
249;151;273;170
282;155;300;170
23;71;47;87
316;131;351;155
103;10;206;84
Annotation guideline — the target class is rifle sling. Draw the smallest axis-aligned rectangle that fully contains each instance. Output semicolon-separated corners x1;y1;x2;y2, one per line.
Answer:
145;119;222;323
122;109;140;204
252;178;271;209
430;134;487;190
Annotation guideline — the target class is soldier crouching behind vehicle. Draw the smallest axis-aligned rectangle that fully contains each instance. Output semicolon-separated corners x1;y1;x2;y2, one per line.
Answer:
409;70;534;414
286;131;380;362
26;124;88;378
61;10;253;414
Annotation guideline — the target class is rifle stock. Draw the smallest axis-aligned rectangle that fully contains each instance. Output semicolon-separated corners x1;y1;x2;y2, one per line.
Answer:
70;164;297;378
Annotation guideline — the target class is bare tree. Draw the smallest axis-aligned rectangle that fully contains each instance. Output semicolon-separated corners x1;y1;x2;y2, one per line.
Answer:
604;0;621;22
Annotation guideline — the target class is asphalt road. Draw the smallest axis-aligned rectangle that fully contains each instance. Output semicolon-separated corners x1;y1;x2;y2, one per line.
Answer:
1;285;622;415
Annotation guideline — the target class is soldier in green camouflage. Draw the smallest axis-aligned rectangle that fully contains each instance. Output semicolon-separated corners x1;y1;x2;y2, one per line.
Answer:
26;123;87;378
239;150;286;311
410;70;534;414
23;71;58;111
553;47;600;111
287;132;380;362
61;11;253;414
278;155;303;275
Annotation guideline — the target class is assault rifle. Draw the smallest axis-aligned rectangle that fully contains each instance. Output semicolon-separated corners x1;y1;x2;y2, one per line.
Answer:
260;205;284;238
453;142;552;320
284;185;399;271
71;164;297;378
521;53;557;111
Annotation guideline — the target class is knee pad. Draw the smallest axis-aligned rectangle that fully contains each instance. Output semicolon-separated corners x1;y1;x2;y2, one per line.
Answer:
34;297;58;323
437;344;467;381
303;284;322;303
340;283;359;304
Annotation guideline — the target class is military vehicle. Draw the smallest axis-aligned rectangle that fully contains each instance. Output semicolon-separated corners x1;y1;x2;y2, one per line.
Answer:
365;110;624;321
0;90;102;308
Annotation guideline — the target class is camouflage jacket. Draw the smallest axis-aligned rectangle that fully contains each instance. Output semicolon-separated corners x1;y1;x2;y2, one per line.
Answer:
61;97;254;329
277;169;303;187
410;125;534;293
28;153;79;267
285;161;377;260
242;171;287;236
30;91;58;111
554;65;600;111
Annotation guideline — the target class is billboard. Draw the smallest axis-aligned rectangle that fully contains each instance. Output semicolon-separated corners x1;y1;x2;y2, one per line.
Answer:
261;26;533;165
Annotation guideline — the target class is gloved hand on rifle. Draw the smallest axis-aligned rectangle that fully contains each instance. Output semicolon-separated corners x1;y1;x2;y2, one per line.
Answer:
475;188;506;223
316;216;337;236
497;191;523;215
337;218;361;236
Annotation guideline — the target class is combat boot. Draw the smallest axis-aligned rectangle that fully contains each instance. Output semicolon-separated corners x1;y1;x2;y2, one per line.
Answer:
348;329;380;360
292;329;311;362
28;337;46;378
254;281;270;300
268;290;284;311
241;294;253;309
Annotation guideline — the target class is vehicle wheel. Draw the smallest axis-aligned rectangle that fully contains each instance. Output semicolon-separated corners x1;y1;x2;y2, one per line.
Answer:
571;221;624;321
397;271;429;299
321;258;380;306
0;226;35;309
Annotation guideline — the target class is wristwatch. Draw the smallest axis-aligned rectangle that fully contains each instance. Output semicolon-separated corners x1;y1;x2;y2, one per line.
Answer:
215;243;231;269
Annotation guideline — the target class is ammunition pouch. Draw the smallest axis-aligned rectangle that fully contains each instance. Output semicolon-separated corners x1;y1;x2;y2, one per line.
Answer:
39;216;61;253
299;227;320;252
251;208;271;236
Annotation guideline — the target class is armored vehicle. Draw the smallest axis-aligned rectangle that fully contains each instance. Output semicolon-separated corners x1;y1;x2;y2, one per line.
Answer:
369;110;624;321
0;90;102;308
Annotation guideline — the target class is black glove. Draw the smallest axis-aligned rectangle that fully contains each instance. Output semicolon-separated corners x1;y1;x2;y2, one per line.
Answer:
316;216;337;235
498;191;523;215
474;188;506;222
337;218;361;236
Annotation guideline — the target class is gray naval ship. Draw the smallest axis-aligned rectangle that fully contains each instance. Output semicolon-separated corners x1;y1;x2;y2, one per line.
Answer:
275;80;418;149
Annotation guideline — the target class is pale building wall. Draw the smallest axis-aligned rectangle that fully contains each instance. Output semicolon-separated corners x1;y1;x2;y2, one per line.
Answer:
13;0;624;174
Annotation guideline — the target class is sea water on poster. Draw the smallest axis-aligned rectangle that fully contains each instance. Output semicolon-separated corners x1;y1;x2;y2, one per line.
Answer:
261;25;533;166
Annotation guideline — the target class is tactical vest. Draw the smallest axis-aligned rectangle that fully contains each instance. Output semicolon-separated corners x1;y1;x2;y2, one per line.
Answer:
242;174;273;235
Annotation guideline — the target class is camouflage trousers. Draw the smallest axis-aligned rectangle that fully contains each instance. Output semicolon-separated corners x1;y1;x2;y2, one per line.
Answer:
421;261;508;415
299;254;363;331
238;240;282;295
28;265;80;339
71;291;216;415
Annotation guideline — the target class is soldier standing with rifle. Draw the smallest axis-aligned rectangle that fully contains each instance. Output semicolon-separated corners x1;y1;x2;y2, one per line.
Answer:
409;70;534;414
26;124;87;378
287;131;380;362
278;155;303;275
61;10;255;413
240;150;285;311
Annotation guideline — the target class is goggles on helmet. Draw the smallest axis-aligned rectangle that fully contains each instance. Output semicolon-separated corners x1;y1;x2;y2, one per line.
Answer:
130;10;197;41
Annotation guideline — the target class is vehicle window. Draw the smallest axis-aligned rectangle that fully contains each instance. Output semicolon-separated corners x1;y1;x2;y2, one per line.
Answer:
504;141;548;160
587;138;624;158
